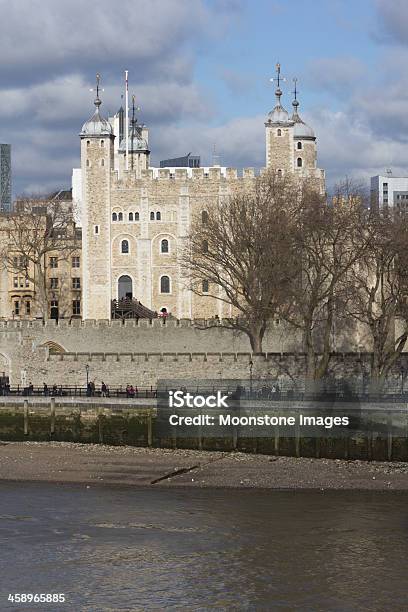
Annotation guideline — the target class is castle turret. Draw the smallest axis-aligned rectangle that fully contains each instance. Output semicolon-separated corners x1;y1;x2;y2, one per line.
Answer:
265;63;294;175
118;96;150;178
291;78;317;174
80;74;114;320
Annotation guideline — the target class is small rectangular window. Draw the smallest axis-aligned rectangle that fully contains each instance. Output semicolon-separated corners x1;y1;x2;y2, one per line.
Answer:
50;278;59;289
25;301;31;315
13;277;18;288
72;277;81;289
14;301;20;316
72;256;80;268
49;257;58;268
72;300;81;315
94;225;99;235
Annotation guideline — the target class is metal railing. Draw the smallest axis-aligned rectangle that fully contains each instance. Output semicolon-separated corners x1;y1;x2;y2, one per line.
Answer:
0;386;157;399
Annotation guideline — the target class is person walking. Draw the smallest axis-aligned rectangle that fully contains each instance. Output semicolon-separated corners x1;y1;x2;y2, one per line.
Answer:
101;381;107;397
43;382;48;396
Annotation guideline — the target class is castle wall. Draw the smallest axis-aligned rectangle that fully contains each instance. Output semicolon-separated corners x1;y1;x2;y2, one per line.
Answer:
0;316;375;387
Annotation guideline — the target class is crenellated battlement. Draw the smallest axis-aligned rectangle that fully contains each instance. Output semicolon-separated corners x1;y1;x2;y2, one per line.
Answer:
110;166;259;187
0;317;256;330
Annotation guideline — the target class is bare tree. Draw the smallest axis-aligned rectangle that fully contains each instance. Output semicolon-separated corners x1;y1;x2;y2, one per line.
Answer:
282;181;371;381
181;172;299;352
1;196;79;319
346;209;408;392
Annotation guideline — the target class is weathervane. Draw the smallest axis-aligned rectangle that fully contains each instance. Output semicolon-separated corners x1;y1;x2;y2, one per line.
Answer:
90;73;104;106
292;77;298;100
270;62;286;90
131;94;141;124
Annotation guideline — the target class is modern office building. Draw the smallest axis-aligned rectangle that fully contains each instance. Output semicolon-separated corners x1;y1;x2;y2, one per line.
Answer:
370;172;408;211
160;153;200;168
0;144;11;212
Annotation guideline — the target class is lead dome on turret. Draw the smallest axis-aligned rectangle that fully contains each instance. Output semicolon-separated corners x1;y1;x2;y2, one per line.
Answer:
80;104;113;137
119;121;148;152
291;95;315;139
267;87;292;124
80;74;113;137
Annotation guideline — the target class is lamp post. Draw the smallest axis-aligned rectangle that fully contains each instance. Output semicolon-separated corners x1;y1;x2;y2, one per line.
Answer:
85;364;89;388
249;360;253;398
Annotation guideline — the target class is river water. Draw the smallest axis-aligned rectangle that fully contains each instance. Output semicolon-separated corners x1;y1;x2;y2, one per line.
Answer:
0;483;407;611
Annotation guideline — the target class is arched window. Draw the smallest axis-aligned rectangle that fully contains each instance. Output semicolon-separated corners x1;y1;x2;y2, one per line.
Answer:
112;212;117;222
202;280;209;293
118;212;123;221
297;141;302;150
86;140;90;147
277;129;282;136
86;159;90;167
161;239;169;253
118;275;132;300
156;211;161;221
160;275;170;294
202;240;208;253
100;140;105;147
129;212;133;221
121;240;129;254
202;210;209;224
277;169;282;177
150;211;155;220
297;157;303;168
135;212;140;221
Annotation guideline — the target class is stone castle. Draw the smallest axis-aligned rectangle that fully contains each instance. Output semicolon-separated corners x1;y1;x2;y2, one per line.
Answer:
0;68;332;386
74;68;325;320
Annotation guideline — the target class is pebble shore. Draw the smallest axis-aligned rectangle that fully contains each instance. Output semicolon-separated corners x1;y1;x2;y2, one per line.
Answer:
0;441;408;489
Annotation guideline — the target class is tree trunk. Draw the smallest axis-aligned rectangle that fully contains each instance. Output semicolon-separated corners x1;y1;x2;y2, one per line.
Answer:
34;262;48;320
248;321;266;353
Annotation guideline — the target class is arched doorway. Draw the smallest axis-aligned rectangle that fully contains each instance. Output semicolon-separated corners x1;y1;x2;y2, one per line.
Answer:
118;275;132;299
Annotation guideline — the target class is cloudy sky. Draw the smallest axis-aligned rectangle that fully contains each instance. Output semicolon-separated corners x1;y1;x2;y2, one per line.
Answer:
1;0;408;195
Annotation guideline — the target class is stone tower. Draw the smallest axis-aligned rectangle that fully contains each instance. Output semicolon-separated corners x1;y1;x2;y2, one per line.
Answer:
265;66;325;192
80;76;115;320
291;79;317;175
265;64;294;175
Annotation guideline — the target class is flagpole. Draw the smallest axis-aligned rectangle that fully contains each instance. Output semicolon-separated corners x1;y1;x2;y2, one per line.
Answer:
125;70;129;171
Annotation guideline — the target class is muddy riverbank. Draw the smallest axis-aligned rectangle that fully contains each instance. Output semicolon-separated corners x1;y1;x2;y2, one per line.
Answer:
1;441;408;489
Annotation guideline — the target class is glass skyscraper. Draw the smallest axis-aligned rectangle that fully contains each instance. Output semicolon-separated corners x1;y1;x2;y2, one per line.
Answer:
0;144;11;212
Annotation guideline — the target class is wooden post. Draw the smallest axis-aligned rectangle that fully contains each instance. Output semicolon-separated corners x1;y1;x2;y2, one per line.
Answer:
232;424;238;451
274;428;279;456
387;413;393;461
147;411;152;447
295;421;300;458
50;397;55;435
98;407;104;444
23;399;29;436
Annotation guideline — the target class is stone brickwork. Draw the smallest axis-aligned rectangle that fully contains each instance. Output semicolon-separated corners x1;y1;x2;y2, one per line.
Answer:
0;317;401;388
78;78;326;322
